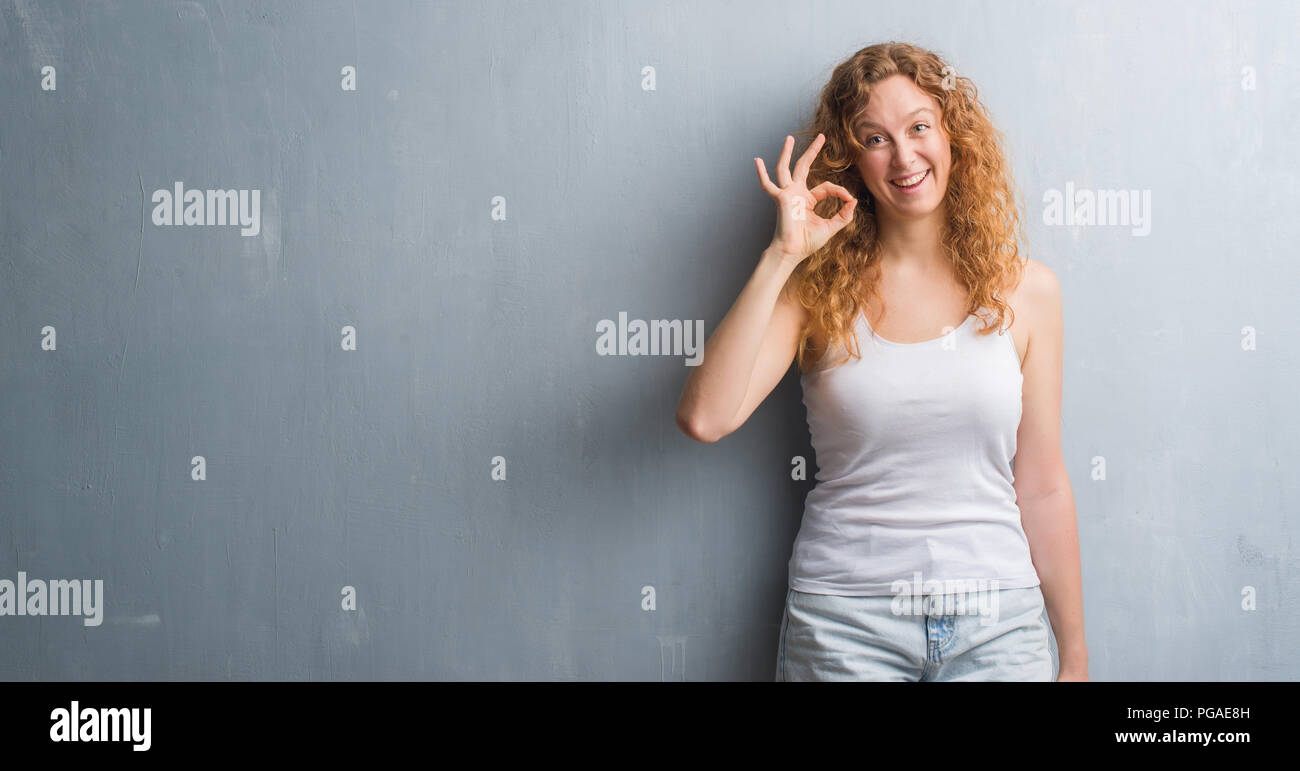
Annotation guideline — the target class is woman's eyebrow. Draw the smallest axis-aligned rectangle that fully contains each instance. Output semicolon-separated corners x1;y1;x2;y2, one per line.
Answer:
856;107;936;131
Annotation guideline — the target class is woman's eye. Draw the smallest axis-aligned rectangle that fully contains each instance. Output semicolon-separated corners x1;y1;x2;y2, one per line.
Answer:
866;124;928;146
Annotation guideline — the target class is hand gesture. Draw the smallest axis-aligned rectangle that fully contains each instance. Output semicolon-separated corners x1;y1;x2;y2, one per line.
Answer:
755;133;857;263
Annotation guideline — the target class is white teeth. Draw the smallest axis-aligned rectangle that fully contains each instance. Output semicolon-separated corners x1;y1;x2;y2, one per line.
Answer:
891;170;928;186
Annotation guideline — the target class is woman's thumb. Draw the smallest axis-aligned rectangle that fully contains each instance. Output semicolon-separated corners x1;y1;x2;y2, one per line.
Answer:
832;196;857;226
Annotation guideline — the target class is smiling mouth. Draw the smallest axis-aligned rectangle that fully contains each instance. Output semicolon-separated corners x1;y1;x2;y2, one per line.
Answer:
889;169;930;189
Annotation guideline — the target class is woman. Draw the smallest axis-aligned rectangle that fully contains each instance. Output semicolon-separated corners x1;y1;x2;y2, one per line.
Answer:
674;42;1087;681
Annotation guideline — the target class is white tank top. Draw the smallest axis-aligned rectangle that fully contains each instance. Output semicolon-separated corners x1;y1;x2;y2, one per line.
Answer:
788;305;1041;596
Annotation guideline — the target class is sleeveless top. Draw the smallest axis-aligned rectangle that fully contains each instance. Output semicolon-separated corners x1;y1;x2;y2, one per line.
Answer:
788;305;1041;596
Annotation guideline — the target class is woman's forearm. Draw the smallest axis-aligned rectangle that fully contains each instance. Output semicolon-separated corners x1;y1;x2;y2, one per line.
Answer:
1018;484;1088;669
675;247;798;442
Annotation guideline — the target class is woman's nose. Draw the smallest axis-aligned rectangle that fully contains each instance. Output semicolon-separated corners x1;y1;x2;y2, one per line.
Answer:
892;147;917;168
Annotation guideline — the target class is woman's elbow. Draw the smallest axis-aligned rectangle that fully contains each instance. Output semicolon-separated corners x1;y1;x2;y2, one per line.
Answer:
675;409;723;443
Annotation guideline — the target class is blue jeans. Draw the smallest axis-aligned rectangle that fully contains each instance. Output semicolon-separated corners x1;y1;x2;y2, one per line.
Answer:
775;584;1055;681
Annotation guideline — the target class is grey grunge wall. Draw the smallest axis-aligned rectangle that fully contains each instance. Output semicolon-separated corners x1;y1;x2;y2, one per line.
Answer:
2;0;1297;680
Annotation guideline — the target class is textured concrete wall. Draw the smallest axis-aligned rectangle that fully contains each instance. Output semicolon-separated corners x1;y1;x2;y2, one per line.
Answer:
1;0;1296;680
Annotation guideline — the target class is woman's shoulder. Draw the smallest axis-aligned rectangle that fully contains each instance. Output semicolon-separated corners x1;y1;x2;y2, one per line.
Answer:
1011;257;1060;313
998;257;1061;362
1000;257;1058;306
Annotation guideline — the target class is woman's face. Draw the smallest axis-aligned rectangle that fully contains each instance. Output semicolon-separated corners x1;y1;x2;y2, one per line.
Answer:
852;74;952;220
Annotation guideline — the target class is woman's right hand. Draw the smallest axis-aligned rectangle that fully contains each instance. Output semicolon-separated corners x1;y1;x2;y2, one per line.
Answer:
755;133;858;264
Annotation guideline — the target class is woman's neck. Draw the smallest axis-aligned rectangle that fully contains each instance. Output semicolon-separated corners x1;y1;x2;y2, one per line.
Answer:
873;206;949;274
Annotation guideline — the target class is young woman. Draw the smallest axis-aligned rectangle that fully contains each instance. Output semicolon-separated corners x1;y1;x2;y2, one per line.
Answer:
675;42;1087;681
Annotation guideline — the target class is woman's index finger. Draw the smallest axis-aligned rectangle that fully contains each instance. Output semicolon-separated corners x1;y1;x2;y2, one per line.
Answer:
792;132;825;185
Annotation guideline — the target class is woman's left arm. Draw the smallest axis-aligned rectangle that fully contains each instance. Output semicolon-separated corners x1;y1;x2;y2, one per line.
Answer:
1011;259;1088;681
